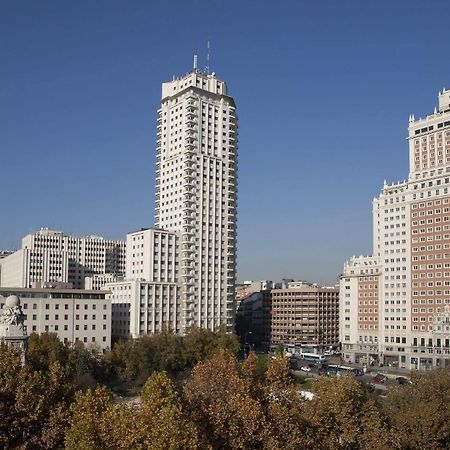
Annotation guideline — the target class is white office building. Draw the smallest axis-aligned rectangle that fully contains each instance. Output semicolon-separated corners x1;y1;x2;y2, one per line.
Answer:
0;229;126;289
106;228;180;338
0;286;111;350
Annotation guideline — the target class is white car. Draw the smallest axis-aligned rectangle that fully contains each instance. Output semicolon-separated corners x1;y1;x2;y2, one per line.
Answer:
300;366;312;372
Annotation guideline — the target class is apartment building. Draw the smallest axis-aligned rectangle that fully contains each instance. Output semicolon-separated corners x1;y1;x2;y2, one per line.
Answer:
0;286;111;350
155;64;238;332
109;62;238;338
271;281;339;350
341;88;450;370
0;228;126;289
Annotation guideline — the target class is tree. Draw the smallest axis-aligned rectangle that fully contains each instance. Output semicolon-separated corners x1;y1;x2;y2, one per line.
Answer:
384;369;450;450
184;350;266;449
262;355;309;450
183;326;217;367
27;332;72;373
104;338;140;381
302;374;389;450
214;325;240;355
100;402;146;450
65;385;113;450
0;344;74;449
265;355;293;398
139;372;202;449
144;328;185;372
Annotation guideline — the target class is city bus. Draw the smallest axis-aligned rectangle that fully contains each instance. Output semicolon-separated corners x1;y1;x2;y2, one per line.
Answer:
325;364;363;377
300;353;326;363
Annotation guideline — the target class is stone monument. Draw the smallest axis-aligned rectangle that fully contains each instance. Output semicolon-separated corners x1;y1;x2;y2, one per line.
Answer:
0;295;28;365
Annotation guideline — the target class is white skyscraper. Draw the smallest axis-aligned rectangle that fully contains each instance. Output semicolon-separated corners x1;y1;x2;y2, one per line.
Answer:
107;63;238;337
155;66;238;332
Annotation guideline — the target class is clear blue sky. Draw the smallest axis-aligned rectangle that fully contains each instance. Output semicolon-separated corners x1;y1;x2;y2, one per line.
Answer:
2;0;450;284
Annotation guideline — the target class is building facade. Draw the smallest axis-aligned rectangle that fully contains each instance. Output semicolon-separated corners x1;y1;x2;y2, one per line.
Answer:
235;290;272;351
154;68;238;332
106;228;180;338
0;287;111;350
341;88;450;370
0;229;126;289
270;281;339;351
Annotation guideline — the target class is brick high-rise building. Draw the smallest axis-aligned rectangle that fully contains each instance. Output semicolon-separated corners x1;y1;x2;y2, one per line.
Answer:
341;88;450;370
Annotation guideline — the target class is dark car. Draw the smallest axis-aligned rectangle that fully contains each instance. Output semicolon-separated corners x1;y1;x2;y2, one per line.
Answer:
372;374;387;384
396;376;411;385
289;358;299;370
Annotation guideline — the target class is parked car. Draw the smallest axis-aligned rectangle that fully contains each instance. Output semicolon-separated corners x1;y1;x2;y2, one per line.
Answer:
396;376;411;385
300;366;312;372
372;374;387;384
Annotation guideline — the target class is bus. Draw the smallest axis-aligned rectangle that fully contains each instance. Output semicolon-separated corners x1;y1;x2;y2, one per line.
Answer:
325;364;363;377
300;353;326;363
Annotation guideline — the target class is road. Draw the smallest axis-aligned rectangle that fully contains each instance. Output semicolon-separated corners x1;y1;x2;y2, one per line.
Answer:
291;356;411;392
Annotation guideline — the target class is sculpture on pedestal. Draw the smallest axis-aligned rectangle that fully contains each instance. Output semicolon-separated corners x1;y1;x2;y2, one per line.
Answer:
0;295;28;365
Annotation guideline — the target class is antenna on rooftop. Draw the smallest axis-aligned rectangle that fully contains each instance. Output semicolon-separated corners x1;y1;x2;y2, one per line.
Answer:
193;54;198;71
205;38;211;75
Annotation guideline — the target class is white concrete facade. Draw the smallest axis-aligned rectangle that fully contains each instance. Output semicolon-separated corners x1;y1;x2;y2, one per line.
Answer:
341;89;450;370
107;67;238;338
0;229;126;289
125;228;178;283
107;279;179;339
155;68;238;332
106;228;180;337
0;287;111;350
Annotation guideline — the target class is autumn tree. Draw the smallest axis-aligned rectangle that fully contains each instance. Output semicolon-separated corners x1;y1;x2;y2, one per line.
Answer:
97;402;145;450
214;325;240;355
184;350;266;449
103;338;141;381
0;344;74;449
302;374;389;450
241;352;264;399
261;355;309;450
265;355;293;399
139;371;202;449
65;385;113;450
384;369;450;450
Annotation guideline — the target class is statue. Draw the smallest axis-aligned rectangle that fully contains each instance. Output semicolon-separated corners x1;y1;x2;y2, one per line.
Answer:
0;295;28;365
0;295;25;329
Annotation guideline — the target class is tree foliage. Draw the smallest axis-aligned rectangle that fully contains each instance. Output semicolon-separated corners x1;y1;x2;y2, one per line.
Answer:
104;326;240;384
302;374;390;450
65;373;202;450
2;330;450;449
384;370;450;450
185;350;266;449
139;372;202;449
0;344;74;449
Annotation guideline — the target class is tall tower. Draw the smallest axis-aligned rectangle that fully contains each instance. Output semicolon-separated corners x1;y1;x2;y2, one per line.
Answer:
155;67;238;332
